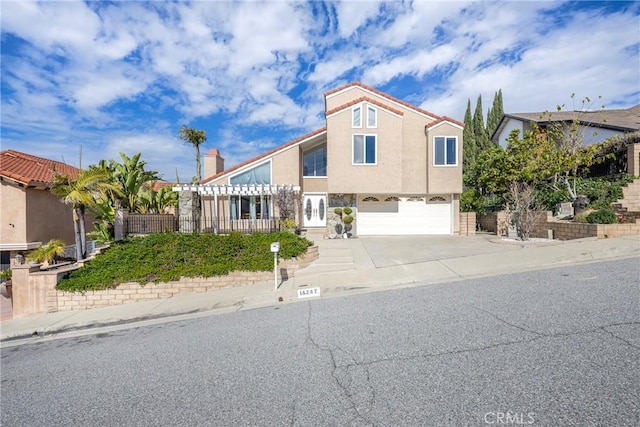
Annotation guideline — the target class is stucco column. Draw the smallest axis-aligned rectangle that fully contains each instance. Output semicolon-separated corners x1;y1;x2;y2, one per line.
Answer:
114;208;129;241
11;263;50;318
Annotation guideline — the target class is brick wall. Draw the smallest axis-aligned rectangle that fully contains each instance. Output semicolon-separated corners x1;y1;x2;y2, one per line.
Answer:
459;212;476;236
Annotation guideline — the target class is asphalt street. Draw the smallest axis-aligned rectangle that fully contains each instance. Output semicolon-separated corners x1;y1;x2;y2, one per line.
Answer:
1;258;639;426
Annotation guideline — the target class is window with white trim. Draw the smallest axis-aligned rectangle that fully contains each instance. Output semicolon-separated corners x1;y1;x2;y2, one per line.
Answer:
434;136;457;166
230;195;271;220
352;106;361;128
367;106;377;128
353;135;376;164
303;144;327;177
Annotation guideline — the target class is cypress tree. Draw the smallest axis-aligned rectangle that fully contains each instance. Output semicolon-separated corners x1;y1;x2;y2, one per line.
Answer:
486;89;504;145
462;99;476;171
473;95;489;152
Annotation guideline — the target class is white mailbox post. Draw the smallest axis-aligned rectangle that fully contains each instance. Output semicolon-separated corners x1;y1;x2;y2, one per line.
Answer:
270;242;280;290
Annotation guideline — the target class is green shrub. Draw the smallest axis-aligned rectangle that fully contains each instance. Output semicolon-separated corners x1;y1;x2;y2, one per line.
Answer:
586;208;618;224
577;175;634;210
572;212;590;223
342;214;354;224
343;207;352;215
333;207;343;216
58;232;312;292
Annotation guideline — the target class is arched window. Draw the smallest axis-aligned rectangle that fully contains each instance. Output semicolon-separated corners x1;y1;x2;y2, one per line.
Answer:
362;196;379;202
385;196;400;202
429;196;446;202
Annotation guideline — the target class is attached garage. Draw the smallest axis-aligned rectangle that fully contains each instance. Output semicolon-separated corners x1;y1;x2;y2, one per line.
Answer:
357;195;452;235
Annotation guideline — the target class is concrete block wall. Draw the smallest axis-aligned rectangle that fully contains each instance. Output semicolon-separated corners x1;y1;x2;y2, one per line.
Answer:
614;179;640;213
459;212;476;236
477;211;509;235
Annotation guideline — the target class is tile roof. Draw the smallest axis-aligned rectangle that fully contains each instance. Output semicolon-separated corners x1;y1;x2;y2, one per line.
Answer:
425;116;465;129
200;127;327;184
325;96;405;118
0;150;79;187
325;82;441;120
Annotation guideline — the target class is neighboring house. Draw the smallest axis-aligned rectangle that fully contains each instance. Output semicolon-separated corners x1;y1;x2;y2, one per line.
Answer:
0;150;81;264
491;104;640;176
175;82;464;236
491;104;640;146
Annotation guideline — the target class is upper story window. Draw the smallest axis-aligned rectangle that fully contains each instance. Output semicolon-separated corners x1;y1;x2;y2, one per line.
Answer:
367;106;377;128
352;106;362;128
434;136;457;166
303;144;327;177
353;135;376;165
230;161;271;184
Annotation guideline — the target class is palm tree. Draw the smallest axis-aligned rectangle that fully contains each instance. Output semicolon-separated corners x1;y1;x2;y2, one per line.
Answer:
179;125;207;182
109;152;160;212
51;167;121;260
27;239;66;265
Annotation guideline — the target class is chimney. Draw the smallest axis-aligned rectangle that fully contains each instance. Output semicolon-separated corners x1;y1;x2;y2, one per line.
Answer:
204;149;225;178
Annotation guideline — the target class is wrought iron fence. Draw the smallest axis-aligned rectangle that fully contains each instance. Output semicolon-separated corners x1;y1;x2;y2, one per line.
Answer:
124;215;281;236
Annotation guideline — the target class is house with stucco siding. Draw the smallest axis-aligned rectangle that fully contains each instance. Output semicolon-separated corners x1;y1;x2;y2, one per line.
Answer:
0;150;84;264
175;82;465;236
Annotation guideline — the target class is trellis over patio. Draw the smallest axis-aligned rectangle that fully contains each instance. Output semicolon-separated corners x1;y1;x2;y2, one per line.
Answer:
172;184;301;234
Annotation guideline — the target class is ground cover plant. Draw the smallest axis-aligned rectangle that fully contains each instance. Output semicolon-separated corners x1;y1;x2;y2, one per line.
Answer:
58;232;312;292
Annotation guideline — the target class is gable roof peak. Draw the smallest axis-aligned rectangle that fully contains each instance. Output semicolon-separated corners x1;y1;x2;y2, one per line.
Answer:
324;81;441;120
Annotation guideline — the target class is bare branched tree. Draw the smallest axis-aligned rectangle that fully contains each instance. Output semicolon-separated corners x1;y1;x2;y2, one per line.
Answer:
505;182;545;241
275;187;299;220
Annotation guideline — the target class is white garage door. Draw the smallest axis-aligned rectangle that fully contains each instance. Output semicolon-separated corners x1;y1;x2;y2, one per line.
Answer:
358;195;451;235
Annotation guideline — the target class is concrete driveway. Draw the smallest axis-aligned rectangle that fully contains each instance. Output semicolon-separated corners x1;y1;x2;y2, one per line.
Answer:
358;234;523;267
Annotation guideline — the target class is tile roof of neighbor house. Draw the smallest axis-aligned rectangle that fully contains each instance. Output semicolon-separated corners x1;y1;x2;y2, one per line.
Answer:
0;149;79;187
325;81;442;120
492;104;640;140
200;127;327;184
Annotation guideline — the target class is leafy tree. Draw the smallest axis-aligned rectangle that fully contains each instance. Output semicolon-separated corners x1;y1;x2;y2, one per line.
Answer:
543;95;606;201
138;185;179;214
462;99;477;172
179;125;207;182
51;167;121;260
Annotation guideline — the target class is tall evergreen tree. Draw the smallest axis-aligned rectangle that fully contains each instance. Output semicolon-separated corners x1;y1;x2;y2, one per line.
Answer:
486;89;504;145
462;99;477;172
473;95;489;153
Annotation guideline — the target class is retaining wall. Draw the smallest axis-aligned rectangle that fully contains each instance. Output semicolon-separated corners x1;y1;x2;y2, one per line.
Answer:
10;246;319;318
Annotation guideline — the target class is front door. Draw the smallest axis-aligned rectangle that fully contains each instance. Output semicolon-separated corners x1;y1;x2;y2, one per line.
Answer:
303;194;326;228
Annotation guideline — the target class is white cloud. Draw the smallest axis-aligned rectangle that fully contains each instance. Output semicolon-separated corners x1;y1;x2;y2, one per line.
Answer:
1;0;638;174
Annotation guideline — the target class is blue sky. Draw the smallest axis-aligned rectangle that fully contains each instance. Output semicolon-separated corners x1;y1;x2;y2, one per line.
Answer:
1;1;639;182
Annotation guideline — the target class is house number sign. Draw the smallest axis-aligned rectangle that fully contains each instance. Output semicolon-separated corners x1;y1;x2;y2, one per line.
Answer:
297;287;321;298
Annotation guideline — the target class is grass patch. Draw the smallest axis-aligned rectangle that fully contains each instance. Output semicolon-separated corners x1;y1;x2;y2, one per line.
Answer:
58;232;313;292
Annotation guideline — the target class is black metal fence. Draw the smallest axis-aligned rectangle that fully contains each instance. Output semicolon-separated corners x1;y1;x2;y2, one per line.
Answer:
124;215;281;236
